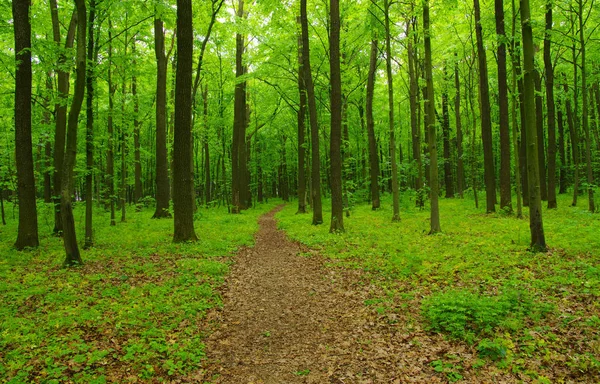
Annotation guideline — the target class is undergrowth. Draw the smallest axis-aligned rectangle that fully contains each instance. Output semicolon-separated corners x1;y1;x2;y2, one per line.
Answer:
0;200;279;383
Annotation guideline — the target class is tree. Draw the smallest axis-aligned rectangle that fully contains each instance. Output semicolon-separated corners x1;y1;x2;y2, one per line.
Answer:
384;0;400;222
473;0;496;213
495;0;512;212
172;0;198;242
84;0;97;249
232;0;248;214
520;0;546;252
423;0;440;234
61;0;86;265
297;23;308;214
544;1;557;209
366;38;381;210
152;11;171;219
13;0;39;250
300;0;323;225
329;0;344;232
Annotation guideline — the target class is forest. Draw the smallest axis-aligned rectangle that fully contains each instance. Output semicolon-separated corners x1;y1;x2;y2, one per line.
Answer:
1;0;600;381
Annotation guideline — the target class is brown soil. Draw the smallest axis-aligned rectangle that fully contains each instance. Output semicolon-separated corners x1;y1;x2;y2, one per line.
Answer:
194;206;523;383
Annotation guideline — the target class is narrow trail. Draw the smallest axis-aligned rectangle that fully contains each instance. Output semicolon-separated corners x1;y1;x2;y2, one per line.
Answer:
195;206;448;383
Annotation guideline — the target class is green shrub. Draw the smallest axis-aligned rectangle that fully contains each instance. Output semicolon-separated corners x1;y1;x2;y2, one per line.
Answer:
421;288;535;343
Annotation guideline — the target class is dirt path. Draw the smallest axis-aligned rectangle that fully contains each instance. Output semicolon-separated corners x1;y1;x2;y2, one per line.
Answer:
195;206;446;383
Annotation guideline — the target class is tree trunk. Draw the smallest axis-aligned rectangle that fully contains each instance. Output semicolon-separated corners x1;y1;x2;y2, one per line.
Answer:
442;68;454;198
384;0;400;222
510;8;523;218
107;21;116;225
13;0;39;250
454;55;465;199
521;0;547;251
544;1;557;208
474;0;496;213
495;0;512;211
329;0;344;232
50;5;77;235
203;85;211;206
173;0;198;242
534;70;547;201
61;0;86;265
578;1;595;212
564;80;579;206
152;14;171;218
297;24;307;214
424;0;441;233
366;39;381;210
84;0;96;248
133;40;143;206
301;0;323;225
232;0;248;214
557;100;567;194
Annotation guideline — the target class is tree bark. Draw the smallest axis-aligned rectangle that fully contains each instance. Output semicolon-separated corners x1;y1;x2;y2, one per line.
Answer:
383;0;400;222
329;0;344;232
13;0;39;250
441;67;454;198
474;0;496;213
424;0;441;233
61;0;86;265
534;70;547;201
544;1;557;208
297;23;307;214
301;0;323;225
84;0;96;248
454;55;465;199
173;0;198;241
107;20;116;225
133;40;143;206
521;0;547;251
50;5;77;235
578;1;595;212
152;14;171;218
495;0;512;211
366;39;381;210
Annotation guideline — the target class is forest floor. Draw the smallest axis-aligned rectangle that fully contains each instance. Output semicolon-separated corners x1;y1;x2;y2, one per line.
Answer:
194;206;504;383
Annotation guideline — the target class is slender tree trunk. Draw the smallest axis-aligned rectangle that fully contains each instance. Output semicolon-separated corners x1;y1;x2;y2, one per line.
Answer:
62;0;86;265
564;80;579;206
297;24;308;214
107;21;116;225
329;0;344;232
43;73;53;203
152;14;171;218
50;5;77;235
384;0;400;222
173;0;198;242
409;23;424;206
474;0;496;213
232;0;248;214
521;0;547;251
366;39;381;210
132;41;143;206
534;70;547;201
13;0;39;250
510;16;523;218
120;26;128;223
454;55;465;199
441;68;454;198
544;1;557;208
495;0;512;211
301;0;323;225
202;85;211;206
557;100;567;194
578;1;595;212
84;0;96;248
424;0;440;233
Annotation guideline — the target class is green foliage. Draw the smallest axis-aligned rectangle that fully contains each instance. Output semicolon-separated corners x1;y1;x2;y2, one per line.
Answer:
0;201;280;382
421;287;536;342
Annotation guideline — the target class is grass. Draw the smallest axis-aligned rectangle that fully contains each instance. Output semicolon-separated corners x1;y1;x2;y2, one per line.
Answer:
276;191;600;380
0;199;280;383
